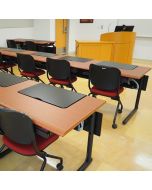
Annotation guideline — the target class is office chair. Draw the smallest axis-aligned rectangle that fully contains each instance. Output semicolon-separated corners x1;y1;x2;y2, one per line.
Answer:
7;40;17;49
17;53;45;83
0;52;16;74
0;109;63;171
88;64;124;129
46;58;77;92
24;41;37;51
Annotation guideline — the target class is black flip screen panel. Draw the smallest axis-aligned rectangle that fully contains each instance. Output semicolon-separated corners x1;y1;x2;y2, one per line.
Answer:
96;61;137;70
33;52;56;58
0;72;27;87
60;56;92;62
18;83;86;108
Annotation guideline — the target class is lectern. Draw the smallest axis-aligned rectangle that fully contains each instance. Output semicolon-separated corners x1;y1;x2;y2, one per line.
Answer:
76;32;136;64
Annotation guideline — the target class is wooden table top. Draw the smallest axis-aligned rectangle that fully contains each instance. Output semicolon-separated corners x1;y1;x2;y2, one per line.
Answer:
29;54;151;79
0;48;151;80
0;80;105;137
0;49;35;57
12;39;55;45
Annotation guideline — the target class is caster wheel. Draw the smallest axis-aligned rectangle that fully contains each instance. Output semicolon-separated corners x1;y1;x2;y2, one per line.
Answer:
118;109;122;113
56;163;64;171
112;124;117;129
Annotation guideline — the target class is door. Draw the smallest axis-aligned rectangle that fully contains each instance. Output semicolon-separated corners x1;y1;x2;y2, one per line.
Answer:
55;19;68;54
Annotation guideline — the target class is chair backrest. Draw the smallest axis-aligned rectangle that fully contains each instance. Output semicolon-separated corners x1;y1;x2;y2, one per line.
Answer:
25;41;37;51
0;109;36;145
17;53;36;72
89;64;121;91
0;52;3;63
7;40;17;48
46;58;71;80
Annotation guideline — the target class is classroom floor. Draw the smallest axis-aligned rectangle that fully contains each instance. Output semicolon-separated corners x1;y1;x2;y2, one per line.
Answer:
0;60;152;171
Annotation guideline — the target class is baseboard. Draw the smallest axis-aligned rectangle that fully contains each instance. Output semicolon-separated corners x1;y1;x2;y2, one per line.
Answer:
133;58;152;64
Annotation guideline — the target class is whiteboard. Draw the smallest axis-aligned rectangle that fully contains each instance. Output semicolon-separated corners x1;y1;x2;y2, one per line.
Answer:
117;19;152;37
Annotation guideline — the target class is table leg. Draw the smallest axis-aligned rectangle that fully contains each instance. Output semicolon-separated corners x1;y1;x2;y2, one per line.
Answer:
77;113;95;171
122;77;144;124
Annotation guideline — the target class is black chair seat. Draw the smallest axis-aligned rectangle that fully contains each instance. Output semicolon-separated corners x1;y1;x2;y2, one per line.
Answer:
88;64;124;129
17;54;45;83
3;134;59;156
49;76;77;85
46;58;77;91
0;109;63;171
21;69;45;78
90;86;124;97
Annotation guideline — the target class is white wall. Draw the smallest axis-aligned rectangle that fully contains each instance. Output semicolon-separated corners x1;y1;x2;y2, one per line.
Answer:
68;19;152;61
0;27;33;47
0;19;152;61
134;37;152;60
0;19;33;29
117;19;152;60
68;19;118;53
33;19;55;41
0;19;55;47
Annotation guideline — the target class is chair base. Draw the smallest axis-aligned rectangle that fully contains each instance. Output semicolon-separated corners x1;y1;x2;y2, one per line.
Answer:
0;144;12;158
39;151;63;171
0;144;63;171
1;67;14;75
88;92;123;129
22;75;45;83
112;124;117;129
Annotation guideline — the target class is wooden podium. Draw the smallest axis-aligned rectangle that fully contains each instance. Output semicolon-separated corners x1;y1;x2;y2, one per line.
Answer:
75;32;136;64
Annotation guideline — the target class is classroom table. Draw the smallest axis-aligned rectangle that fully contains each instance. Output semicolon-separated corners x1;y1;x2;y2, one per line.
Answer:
21;52;151;125
8;39;55;45
0;48;151;125
0;73;105;170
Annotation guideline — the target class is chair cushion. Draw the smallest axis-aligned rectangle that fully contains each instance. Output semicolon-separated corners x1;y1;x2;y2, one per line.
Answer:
0;62;16;69
21;69;45;78
49;76;77;85
91;86;124;97
3;134;59;156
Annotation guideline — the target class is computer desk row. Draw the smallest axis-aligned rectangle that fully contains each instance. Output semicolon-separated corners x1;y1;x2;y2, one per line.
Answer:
0;47;151;125
7;38;55;46
0;72;105;170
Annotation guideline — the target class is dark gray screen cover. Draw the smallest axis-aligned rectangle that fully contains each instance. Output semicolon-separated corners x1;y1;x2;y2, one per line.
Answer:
18;83;86;108
60;56;92;62
96;61;137;70
0;72;27;87
33;52;56;58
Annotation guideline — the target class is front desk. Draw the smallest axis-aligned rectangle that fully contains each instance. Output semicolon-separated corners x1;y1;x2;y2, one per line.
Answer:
76;32;136;64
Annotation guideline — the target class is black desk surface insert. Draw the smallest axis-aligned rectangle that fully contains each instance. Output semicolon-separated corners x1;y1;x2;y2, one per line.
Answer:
60;56;92;62
33;52;57;58
96;61;137;70
0;72;27;87
19;83;86;108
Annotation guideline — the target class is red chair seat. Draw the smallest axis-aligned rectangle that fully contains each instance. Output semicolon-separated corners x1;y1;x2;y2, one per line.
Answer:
49;76;77;85
0;62;16;69
3;134;59;156
91;86;124;97
21;69;45;78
